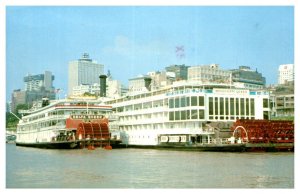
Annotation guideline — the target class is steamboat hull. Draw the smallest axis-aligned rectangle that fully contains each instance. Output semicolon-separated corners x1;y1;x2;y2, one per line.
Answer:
16;139;122;149
117;142;294;152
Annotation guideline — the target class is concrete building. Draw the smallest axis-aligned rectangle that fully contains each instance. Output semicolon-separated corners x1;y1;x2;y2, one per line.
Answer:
230;66;266;89
278;64;294;85
71;79;125;99
24;71;54;92
165;64;189;81
147;71;175;91
269;84;294;118
128;76;151;94
68;53;104;95
188;64;232;85
11;71;56;113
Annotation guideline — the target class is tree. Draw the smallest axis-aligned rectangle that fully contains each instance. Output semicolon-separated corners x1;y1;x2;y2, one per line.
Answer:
6;103;30;130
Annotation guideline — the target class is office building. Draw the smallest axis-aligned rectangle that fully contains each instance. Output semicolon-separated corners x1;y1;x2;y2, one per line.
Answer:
68;53;104;95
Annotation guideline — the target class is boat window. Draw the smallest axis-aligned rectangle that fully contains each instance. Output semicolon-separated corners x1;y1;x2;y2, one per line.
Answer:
191;109;198;119
240;98;245;116
186;97;190;106
225;98;229;115
186;110;190;119
235;98;240;116
214;97;219;115
180;97;186;107
250;98;255;116
175;98;180;108
199;110;205;119
198;96;204;106
208;97;213;116
246;98;250;116
191;96;197;106
169;98;174;108
175;111;180;120
169;112;174;121
263;98;269;108
181;110;186;120
220;97;224;115
230;98;235;116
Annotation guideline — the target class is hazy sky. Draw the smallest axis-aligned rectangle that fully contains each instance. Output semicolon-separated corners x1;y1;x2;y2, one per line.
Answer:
6;6;294;101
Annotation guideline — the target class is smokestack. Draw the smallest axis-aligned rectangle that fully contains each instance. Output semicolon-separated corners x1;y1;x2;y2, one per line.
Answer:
144;77;152;91
99;75;107;97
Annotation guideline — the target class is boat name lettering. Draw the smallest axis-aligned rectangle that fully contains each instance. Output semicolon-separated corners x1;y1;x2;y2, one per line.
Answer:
71;115;103;119
213;89;249;95
166;89;204;96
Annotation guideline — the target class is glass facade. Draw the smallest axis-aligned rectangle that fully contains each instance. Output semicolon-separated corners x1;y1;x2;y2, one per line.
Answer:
168;95;206;121
208;96;255;120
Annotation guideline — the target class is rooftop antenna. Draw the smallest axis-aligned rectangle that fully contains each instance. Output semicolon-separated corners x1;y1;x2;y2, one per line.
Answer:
175;45;185;60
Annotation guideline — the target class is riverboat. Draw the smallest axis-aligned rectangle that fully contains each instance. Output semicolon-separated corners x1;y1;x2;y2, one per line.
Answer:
16;97;121;149
106;80;294;151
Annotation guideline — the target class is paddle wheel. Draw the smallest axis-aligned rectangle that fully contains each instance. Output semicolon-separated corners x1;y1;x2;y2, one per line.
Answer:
76;121;112;149
231;119;294;144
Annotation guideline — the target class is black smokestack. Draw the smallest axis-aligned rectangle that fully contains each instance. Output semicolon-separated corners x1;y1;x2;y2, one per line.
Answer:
99;75;107;97
144;77;152;91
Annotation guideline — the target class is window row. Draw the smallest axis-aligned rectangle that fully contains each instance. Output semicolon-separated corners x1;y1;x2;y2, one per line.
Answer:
169;96;204;108
208;97;255;117
169;109;205;121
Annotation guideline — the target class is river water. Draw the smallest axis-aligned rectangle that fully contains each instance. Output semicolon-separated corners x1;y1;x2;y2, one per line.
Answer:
6;143;294;188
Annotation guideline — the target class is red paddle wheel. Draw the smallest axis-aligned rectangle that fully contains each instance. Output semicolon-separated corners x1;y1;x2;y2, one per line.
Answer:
231;119;294;144
76;121;111;149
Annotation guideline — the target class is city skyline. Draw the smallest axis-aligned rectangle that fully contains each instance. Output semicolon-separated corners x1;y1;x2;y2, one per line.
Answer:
6;6;294;101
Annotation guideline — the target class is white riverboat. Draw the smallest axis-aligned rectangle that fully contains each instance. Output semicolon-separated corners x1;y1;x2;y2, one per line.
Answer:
105;80;271;149
16;97;120;149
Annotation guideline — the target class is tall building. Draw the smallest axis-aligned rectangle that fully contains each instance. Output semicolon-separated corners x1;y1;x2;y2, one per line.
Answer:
230;66;266;89
165;64;189;81
24;71;54;91
278;64;294;85
11;71;56;113
68;53;104;95
188;64;232;84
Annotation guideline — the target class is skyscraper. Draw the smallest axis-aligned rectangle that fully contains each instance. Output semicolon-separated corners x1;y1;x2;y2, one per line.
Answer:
68;53;104;95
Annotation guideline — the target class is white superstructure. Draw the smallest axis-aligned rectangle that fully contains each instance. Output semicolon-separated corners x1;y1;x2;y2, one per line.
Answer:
16;98;112;145
106;81;270;146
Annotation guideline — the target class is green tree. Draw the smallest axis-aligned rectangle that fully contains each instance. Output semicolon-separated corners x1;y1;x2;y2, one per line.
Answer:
6;103;31;130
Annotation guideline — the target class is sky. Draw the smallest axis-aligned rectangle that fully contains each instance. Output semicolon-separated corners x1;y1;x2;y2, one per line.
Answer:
5;6;294;101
